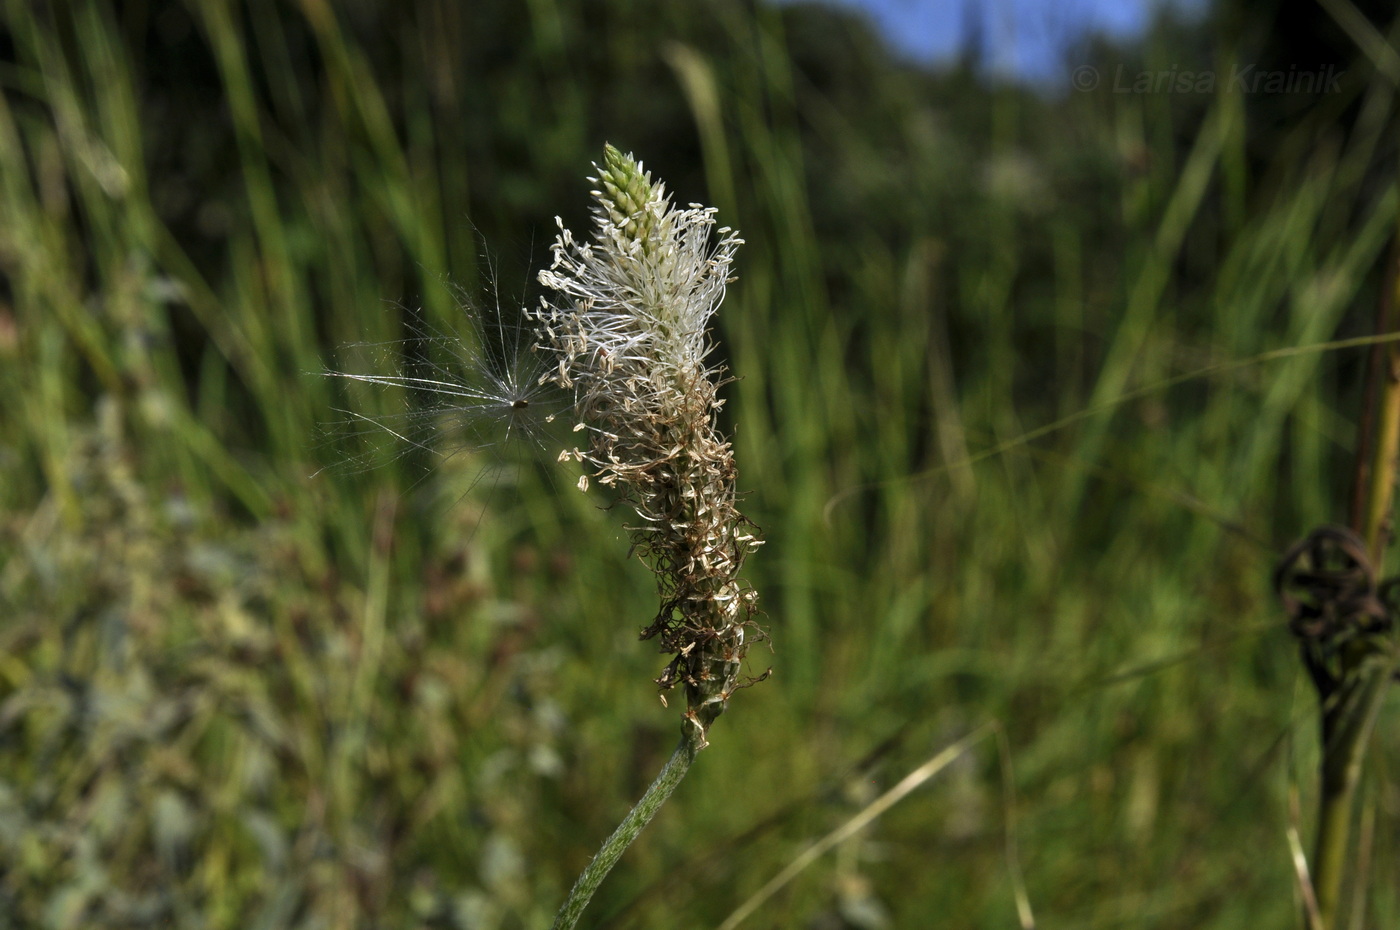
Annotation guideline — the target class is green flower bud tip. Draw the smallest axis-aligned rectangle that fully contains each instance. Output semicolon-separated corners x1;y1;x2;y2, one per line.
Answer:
595;144;669;252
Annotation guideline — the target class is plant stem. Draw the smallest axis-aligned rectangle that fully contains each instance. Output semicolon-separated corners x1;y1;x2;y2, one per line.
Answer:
1357;240;1400;562
1312;648;1393;928
1316;237;1400;930
551;731;702;930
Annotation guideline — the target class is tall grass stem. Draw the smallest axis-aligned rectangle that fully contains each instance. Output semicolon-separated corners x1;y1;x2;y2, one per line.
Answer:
1312;235;1400;929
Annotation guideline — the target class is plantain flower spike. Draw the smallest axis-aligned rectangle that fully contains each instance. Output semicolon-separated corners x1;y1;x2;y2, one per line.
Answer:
535;145;764;747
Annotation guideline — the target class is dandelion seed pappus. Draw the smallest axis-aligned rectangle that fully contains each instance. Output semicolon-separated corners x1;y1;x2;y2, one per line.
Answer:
315;285;572;527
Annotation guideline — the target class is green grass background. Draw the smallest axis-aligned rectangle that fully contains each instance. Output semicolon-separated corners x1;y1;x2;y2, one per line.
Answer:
1;1;1398;927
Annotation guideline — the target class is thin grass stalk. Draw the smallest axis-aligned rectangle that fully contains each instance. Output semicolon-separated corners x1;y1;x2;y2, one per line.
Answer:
1355;239;1400;560
715;725;993;930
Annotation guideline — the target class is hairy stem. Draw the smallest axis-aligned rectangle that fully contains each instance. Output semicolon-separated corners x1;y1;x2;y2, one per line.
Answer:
551;731;702;930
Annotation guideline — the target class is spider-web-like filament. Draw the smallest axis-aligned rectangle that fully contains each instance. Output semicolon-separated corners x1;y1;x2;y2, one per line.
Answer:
316;288;570;518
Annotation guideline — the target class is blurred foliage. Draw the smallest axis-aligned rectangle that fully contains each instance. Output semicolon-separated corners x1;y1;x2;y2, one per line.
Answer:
1;0;1399;928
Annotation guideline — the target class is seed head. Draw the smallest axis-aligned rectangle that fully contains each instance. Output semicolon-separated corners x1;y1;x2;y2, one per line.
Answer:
534;146;764;745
